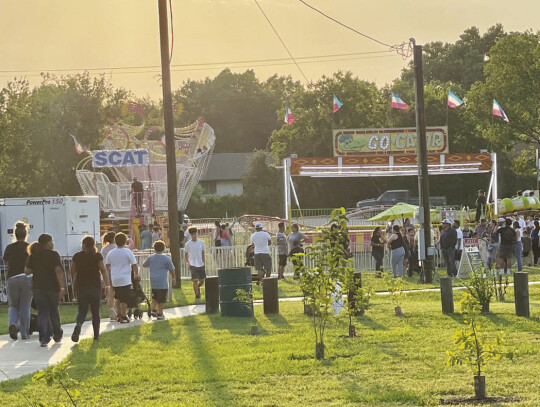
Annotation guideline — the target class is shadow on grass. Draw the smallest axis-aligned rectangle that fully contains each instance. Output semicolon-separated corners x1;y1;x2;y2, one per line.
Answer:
346;382;426;405
484;313;512;326
145;320;179;345
208;313;255;335
184;316;236;406
356;315;388;331
264;312;290;329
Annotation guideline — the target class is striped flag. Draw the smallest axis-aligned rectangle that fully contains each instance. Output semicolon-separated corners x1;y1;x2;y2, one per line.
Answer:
448;91;463;108
493;99;509;122
70;135;88;154
391;93;409;109
284;106;295;124
333;94;343;113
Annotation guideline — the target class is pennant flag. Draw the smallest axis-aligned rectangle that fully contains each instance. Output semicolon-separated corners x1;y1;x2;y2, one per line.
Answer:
333;94;343;113
492;99;509;122
70;135;88;155
391;93;409;109
284;106;295;124
159;135;166;148
448;90;463;108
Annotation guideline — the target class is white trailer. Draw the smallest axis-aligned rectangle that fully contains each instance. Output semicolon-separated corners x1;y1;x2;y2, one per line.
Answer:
0;196;100;258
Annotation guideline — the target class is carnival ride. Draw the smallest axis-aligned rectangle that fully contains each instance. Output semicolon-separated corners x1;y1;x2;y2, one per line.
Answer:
75;105;215;237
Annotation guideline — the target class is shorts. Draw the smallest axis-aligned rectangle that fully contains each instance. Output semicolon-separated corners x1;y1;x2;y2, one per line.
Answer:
498;244;513;260
151;288;168;303
254;253;272;271
278;254;288;267
114;285;132;304
455;250;463;261
190;265;206;281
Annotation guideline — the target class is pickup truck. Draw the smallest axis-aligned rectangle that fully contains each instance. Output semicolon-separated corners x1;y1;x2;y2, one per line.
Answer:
356;190;446;208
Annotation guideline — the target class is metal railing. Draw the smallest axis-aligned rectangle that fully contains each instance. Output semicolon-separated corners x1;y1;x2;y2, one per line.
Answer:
0;244;441;305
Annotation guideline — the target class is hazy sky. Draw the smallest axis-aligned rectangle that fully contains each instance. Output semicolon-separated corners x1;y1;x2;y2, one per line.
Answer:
1;0;539;99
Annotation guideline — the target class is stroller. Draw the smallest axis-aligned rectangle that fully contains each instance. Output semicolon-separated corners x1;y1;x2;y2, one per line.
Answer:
126;277;152;320
245;244;255;267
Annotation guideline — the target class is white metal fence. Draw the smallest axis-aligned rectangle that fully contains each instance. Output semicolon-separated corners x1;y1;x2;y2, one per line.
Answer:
1;243;440;304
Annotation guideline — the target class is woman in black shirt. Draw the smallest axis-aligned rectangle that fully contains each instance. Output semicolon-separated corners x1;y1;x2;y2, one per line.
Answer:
25;234;65;347
3;222;31;340
370;227;386;275
70;236;110;342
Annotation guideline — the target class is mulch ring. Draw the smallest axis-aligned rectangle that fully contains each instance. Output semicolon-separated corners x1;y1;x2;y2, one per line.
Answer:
439;396;520;405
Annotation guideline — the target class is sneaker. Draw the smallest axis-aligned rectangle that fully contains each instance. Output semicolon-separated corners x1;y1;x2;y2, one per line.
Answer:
53;336;62;343
93;336;100;341
9;325;18;340
119;315;130;324
71;325;81;343
40;342;48;348
151;310;158;318
157;314;165;321
127;309;133;319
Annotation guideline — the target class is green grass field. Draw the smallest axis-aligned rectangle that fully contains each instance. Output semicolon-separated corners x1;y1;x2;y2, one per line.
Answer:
1;267;539;335
0;285;538;406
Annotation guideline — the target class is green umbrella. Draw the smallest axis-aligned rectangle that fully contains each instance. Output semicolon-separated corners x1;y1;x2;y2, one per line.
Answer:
368;202;420;222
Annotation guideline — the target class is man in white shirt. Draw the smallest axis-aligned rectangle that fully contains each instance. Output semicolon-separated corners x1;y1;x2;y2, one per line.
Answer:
514;212;526;230
105;233;138;323
453;220;463;269
251;222;272;284
184;227;206;299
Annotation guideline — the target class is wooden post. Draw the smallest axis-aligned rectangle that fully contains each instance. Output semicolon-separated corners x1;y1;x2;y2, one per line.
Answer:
205;276;219;314
514;272;530;317
262;277;279;314
440;276;454;314
347;271;362;315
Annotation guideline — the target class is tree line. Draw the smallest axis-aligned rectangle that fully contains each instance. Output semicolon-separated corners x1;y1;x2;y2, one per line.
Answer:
0;25;538;217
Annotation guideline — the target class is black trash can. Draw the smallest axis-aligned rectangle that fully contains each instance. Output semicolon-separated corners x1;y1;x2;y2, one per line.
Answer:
218;267;252;317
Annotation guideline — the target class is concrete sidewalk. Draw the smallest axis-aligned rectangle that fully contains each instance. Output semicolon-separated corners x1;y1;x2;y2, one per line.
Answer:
0;304;205;382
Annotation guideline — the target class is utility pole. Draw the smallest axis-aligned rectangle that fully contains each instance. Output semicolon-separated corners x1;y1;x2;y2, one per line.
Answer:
411;39;433;283
158;0;181;286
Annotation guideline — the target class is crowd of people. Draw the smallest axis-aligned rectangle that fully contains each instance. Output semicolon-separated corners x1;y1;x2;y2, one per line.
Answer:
371;209;537;279
2;221;209;347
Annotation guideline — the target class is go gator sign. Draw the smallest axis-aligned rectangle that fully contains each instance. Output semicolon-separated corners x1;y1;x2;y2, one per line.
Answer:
92;149;149;168
333;127;448;156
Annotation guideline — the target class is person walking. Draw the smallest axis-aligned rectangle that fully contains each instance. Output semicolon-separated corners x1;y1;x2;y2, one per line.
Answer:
140;224;152;250
184;227;206;299
288;224;307;253
3;222;32;340
251;222;272;283
453;220;463;269
531;220;540;266
440;219;458;277
387;224;405;278
101;231;118;321
70;236;111;342
370;227;386;276
25;234;65;347
143;240;176;319
513;221;523;272
497;218;516;275
131;177;144;214
276;222;288;280
213;220;222;247
105;233;139;323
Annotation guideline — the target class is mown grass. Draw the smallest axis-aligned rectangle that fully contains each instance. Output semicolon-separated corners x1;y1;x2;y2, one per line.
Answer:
1;266;539;335
0;285;538;406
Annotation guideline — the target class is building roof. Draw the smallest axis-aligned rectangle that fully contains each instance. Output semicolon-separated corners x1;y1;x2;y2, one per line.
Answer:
202;152;254;181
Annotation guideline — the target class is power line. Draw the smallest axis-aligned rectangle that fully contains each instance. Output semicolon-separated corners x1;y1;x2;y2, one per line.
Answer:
253;0;309;82
298;0;412;58
0;53;399;79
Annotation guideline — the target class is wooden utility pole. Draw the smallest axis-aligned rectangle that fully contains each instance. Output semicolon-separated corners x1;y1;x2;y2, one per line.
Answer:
158;0;181;286
411;39;433;283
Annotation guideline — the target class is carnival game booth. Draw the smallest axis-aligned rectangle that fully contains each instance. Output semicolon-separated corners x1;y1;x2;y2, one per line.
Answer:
76;116;216;238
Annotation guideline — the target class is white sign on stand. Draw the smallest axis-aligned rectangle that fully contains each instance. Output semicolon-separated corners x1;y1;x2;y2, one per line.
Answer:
457;247;483;279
